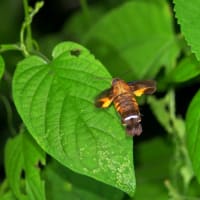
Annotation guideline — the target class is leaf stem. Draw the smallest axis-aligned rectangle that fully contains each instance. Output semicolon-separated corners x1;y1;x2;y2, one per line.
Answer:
0;44;22;53
20;0;44;56
80;0;91;25
0;95;17;136
23;0;33;50
166;90;193;194
165;180;182;200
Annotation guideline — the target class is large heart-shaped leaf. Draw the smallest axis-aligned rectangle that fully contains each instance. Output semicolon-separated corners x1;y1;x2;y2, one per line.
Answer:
13;42;135;196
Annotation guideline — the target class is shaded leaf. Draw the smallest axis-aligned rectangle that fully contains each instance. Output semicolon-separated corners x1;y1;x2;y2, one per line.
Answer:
170;56;200;82
0;55;5;80
45;160;124;200
186;90;200;184
0;191;16;200
13;41;135;196
83;0;180;80
148;91;185;137
63;6;105;42
148;94;173;134
5;130;46;200
134;138;170;200
174;0;200;61
39;34;64;58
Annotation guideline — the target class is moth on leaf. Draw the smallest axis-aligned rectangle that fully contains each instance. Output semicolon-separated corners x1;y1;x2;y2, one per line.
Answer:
95;78;156;136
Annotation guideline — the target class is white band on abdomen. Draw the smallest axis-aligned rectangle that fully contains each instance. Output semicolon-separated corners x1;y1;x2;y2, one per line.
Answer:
124;115;139;121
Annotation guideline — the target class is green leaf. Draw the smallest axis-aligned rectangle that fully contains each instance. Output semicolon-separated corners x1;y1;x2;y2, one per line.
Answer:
5;130;46;200
148;93;174;134
174;0;200;61
186;90;200;184
169;56;200;82
148;91;185;138
0;191;16;200
83;0;180;80
0;180;17;200
0;55;5;80
134;138;171;200
13;41;135;196
45;160;124;200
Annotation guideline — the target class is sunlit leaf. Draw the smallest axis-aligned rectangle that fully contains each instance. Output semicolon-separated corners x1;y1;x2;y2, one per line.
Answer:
174;0;200;61
4;130;45;200
186;90;200;184
13;41;135;196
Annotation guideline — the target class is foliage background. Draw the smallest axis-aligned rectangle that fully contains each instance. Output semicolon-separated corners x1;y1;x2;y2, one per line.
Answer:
1;0;200;199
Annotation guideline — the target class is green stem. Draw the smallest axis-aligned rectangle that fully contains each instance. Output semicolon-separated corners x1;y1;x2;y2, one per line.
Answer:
80;0;90;25
0;95;16;136
20;0;44;56
165;180;182;200
23;0;33;50
167;90;193;194
0;44;21;53
165;179;200;200
20;0;33;55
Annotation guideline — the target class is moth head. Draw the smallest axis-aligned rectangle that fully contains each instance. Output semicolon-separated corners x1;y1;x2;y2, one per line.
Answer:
112;78;121;85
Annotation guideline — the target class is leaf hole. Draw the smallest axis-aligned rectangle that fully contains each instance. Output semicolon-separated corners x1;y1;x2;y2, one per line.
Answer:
20;169;26;179
70;49;81;57
19;169;27;195
169;119;173;128
164;104;169;112
156;66;165;80
36;160;45;170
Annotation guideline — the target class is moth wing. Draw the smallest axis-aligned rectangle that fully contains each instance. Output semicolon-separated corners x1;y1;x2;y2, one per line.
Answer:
128;80;156;96
95;88;113;108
